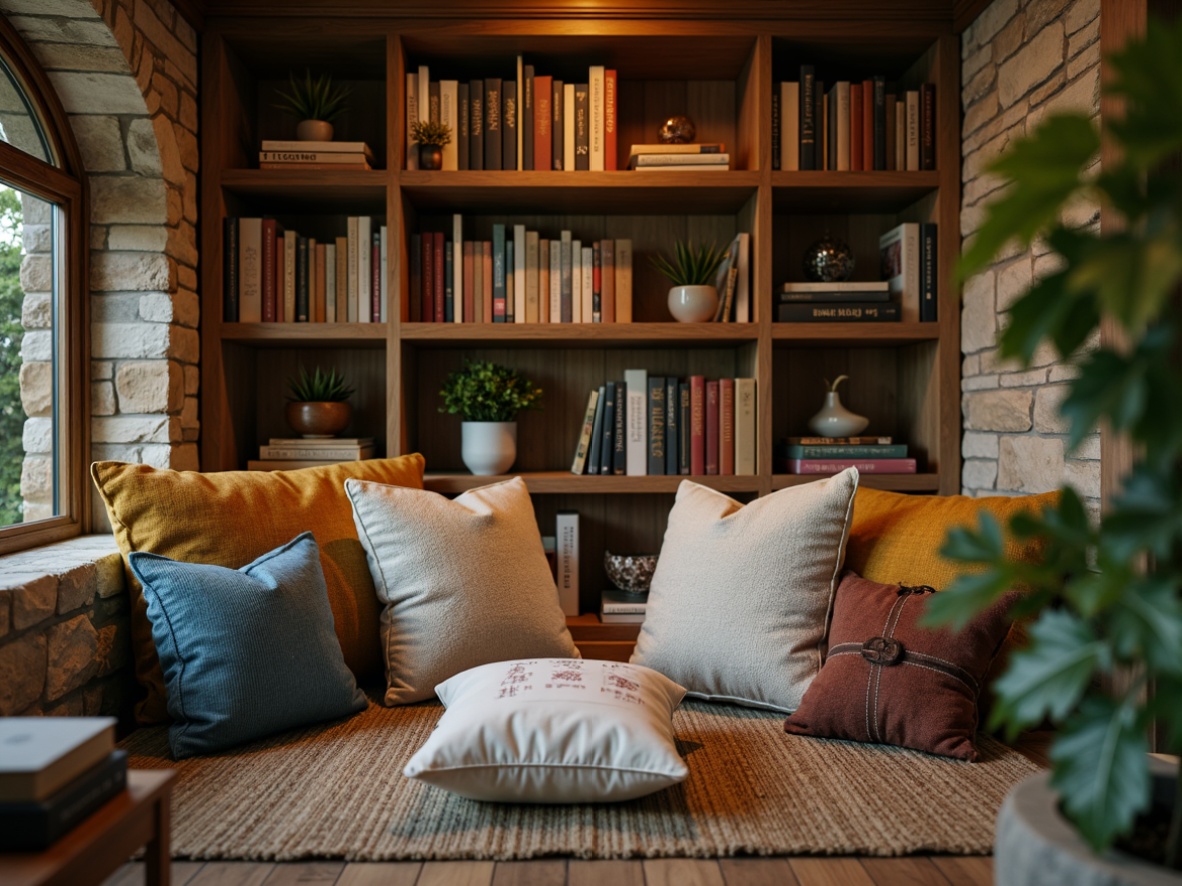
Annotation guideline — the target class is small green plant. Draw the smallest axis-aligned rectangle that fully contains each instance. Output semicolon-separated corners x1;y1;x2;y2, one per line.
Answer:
650;241;728;287
409;119;452;148
286;367;354;403
274;70;350;123
439;359;543;422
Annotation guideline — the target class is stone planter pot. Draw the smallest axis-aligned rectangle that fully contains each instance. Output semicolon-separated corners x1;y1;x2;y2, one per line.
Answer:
285;401;351;438
667;285;719;323
296;119;334;141
995;761;1182;886
461;421;517;475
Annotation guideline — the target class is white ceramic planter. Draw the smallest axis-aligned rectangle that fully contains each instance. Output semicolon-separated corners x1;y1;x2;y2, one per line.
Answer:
667;285;719;323
807;391;869;437
461;421;517;475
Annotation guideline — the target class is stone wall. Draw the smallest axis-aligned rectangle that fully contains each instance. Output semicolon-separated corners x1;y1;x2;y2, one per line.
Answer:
959;0;1101;506
2;0;199;527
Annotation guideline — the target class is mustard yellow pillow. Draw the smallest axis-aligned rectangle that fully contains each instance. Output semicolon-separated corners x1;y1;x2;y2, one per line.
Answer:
92;455;425;724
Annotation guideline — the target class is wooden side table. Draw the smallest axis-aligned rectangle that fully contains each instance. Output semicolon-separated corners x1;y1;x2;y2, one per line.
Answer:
0;770;176;886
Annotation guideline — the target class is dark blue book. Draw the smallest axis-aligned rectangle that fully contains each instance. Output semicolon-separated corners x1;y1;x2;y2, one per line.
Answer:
0;750;127;851
920;222;938;322
587;385;607;475
647;376;666;476
600;381;617;475
665;376;679;476
612;380;626;474
223;217;238;322
492;223;506;322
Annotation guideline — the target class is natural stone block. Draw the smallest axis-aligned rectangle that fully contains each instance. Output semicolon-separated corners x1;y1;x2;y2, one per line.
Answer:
183;172;198;223
127;118;163;176
964;389;1033;432
91;415;171;444
183;363;199;396
46;616;99;701
108;224;167;252
137;443;174;468
178;264;197;291
3;0;102;14
21;292;51;329
116;359;182;413
24;502;54;522
992;13;1025;65
92;292;144;323
963;431;1000;459
963;458;998;491
963;374;1000;391
92;380;116;416
92;360;114;380
963;353;981;377
1068;17;1100;60
10;573;56;629
22;331;52;362
998;23;1064;109
20;253;52;293
1065;458;1100;499
95;622;129;677
172;442;199;471
172;288;200;328
21;417;51;454
1000;368;1050;387
70;116;126;173
10;15;116;46
1025;0;1075;36
0;589;9;638
22;223;52;255
996;255;1033;312
1074;433;1101;461
181;395;199;431
48;71;145;115
91;176;167;225
177;126;198;173
963;92;1000;140
1030;66;1100;129
91;224;109;251
19;360;52;417
179;90;197;132
963;46;992;83
36;42;129;74
151;71;178;118
1065;0;1100;34
0;633;46;716
57;564;97;614
963;64;997;107
172;326;200;364
1034;384;1071;434
92;251;175;292
20;456;53;500
166;187;182;226
998;436;1064;493
92;322;170;359
966;0;1018;46
961;270;997;353
167;226;199;269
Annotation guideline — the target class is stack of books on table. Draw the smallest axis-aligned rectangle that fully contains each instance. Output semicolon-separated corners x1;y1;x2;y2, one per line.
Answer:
775;281;898;323
627;143;730;172
600;588;648;624
774;436;916;474
0;717;126;851
258;140;374;171
247;437;375;471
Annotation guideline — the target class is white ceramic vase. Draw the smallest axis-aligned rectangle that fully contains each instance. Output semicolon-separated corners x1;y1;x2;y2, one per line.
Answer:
461;421;517;475
808;391;869;438
296;119;333;141
667;285;719;323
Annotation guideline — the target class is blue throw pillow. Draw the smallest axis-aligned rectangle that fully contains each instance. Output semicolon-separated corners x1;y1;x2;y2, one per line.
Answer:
129;532;368;759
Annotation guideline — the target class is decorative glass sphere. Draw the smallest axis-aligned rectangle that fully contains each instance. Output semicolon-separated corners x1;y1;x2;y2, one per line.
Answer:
658;115;696;144
802;235;855;282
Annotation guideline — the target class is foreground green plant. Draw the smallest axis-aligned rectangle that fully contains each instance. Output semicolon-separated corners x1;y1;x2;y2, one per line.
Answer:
274;70;350;123
650;240;727;287
286;367;354;402
924;19;1182;868
439;359;543;422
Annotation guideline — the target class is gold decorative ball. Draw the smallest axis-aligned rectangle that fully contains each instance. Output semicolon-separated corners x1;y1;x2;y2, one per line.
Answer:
658;115;696;144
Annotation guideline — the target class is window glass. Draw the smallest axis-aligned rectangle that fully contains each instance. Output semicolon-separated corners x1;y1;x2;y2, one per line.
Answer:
0;56;53;164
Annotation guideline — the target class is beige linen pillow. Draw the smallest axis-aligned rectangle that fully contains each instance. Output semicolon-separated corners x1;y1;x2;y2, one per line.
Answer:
346;476;579;705
631;469;859;712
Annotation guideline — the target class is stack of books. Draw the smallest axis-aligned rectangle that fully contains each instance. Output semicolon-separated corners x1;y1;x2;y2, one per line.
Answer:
258;139;374;171
774;436;917;474
628;143;729;172
776;281;895;323
247;437;375;471
600;588;648;624
0;717;126;851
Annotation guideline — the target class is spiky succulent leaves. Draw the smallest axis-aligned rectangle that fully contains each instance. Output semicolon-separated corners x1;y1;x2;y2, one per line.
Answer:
274;69;351;123
650;241;727;286
286;366;354;402
438;359;543;422
409;119;452;148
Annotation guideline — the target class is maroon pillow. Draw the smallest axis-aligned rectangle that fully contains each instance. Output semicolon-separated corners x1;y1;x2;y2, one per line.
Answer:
784;570;1015;761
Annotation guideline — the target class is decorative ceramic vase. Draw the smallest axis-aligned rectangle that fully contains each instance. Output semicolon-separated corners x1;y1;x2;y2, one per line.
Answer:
803;234;855;282
296;119;333;142
604;551;659;594
286;401;351;438
461;421;517;475
667;285;719;323
808;391;868;438
419;143;443;170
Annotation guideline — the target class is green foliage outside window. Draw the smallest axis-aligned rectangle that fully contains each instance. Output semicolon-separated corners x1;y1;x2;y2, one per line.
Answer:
0;187;25;526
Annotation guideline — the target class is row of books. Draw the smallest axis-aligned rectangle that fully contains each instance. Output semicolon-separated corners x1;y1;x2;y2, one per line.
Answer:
774;223;937;323
247;437;375;471
405;57;619;171
0;718;126;851
773;435;917;474
571;372;757;477
222;216;388;324
257;138;374;171
772;70;936;172
410;217;635;323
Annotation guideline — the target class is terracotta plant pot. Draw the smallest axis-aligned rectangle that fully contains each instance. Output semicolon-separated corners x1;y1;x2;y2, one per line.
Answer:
286;401;351;438
296;119;333;141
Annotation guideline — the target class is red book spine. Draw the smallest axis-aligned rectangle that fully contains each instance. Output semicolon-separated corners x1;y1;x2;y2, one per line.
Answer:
421;234;434;323
719;377;735;475
463;241;475;325
372;235;382;322
261;219;277;322
850;84;863;171
862;78;874;172
604;69;617;170
433;231;445;323
534;75;552;171
705;379;720;475
787;458;918;474
690;375;706;475
274;231;285;322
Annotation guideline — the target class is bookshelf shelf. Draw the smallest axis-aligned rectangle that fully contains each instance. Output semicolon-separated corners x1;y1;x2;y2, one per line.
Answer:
219;323;388;347
770;170;941;212
400;322;759;348
771;322;940;346
424;472;761;495
221;170;390;201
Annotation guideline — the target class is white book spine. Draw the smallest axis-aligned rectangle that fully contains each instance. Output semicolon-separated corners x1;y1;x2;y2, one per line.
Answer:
406;72;419;170
380;226;388;323
453;214;464;323
325;244;337;323
571;239;582;323
549;239;562;322
782;81;800;172
357;216;371;324
238;217;262;323
906;90;920;171
555;511;580;616
734;378;757;475
417;65;430;143
580;246;593;323
513;223;526;323
589;65;605;171
525;230;539;323
440;80;459;171
624;368;647;476
563;82;576;172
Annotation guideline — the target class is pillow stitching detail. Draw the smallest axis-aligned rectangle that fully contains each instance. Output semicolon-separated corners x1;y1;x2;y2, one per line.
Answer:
819;474;859;680
867;592;907;744
412;760;685;776
135;574;191;743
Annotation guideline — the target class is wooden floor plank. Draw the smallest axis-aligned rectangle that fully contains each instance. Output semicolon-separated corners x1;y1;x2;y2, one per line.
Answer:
419;860;496;886
718;858;802;886
188;862;277;886
788;858;876;886
567;860;644;886
336;862;423;886
860;857;951;886
492;860;568;886
101;861;206;886
930;856;993;886
261;861;346;884
643;859;726;886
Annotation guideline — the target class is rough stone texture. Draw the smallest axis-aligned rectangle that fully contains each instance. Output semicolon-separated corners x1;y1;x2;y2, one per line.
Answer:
0;633;46;715
960;0;1101;505
115;359;183;413
9;574;57;630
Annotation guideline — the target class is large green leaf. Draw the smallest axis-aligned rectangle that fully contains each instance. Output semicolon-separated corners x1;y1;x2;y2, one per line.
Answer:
1148;675;1182;753
989;610;1110;736
1050;696;1150;851
1104;463;1182;562
922;570;1018;631
997;269;1091;366
1107;576;1182;676
1058;348;1147;451
1106;17;1182;167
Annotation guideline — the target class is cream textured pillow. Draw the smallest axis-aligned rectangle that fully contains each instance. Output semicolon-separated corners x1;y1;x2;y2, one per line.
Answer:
404;658;688;803
346;476;579;705
631;470;859;712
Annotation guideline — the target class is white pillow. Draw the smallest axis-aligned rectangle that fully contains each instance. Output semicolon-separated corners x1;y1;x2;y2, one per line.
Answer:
404;658;688;803
630;470;858;712
346;476;579;705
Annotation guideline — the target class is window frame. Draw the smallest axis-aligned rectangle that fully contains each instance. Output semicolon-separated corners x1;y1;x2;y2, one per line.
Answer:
0;15;89;556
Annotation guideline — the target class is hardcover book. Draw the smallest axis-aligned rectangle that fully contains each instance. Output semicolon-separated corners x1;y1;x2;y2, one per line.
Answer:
0;717;115;803
735;378;756;475
624;368;647;476
600;381;618;475
571;388;600;474
484;78;502;171
920;222;938;322
879;221;921;322
776;302;900;322
647;375;666;476
720;377;735;475
705;379;720;475
664;376;679;476
587;384;607;475
787;457;917;474
689;375;706;475
556;511;580;616
469;78;484;171
0;750;127;851
600;588;647;624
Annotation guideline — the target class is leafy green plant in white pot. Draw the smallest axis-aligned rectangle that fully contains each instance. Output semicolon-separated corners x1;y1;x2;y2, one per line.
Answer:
924;19;1182;885
439;359;543;475
652;240;728;322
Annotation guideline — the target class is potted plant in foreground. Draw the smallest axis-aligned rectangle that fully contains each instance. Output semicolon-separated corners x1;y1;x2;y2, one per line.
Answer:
274;69;351;142
285;366;354;438
925;19;1182;883
652;240;728;322
439;359;542;475
408;119;452;171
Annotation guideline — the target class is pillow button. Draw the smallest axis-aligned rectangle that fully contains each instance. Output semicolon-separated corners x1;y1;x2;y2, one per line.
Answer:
861;636;904;666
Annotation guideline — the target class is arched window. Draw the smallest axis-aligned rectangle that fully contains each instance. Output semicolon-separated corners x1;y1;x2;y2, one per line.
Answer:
0;17;87;555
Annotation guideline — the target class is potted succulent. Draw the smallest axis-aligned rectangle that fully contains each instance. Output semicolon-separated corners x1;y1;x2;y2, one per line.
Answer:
274;69;351;142
285;366;354;438
651;240;728;322
408;119;452;171
925;18;1182;884
439;359;542;475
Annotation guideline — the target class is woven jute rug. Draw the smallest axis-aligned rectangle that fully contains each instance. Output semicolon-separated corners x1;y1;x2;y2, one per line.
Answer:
122;699;1040;861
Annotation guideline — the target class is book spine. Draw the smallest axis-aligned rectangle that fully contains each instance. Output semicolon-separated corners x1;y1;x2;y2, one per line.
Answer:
624;368;647;476
589;65;605;171
484;78;502;171
261;219;278;322
771;88;780;171
275;230;286;321
462;240;475;323
816;79;825;169
560;230;573;322
600;381;617;475
469;79;484;171
587;384;606;475
260;446;369;460
551;78;563;170
428;78;440;124
788;435;893;445
786;444;908;459
538;237;550;322
776;302;900;322
444;237;454;323
920;82;936;170
563;83;576;171
570;238;582;322
591;240;602;322
406;71;419;169
664;376;678;476
344;219;357;322
570;388;599;474
690;375;705;475
313;240;325;322
372;234;382;322
788;458;917;474
471;239;483;322
678;381;690;474
906;89;920;170
492;223;506;322
504;237;514;323
647;375;666;476
862;78;874;172
600;239;615;322
238;217;262;323
548;239;561;323
481;240;493;323
325;243;336;323
0;752;127;852
827;85;837;172
612;379;626;474
522;65;535;171
514;224;526;323
525;230;540;323
783;81;799;171
223;217;238;321
873;75;887;170
502;80;517;171
604;68;617;170
357;216;372;323
799;65;815;170
705;379;720;475
432;231;444;323
438;79;458;171
734;378;756;475
555;511;580;616
534;75;552;171
420;233;433;322
451;215;462;323
885;93;897;171
458;82;470;170
850;83;863;171
720;377;735;475
295;235;308;322
259;151;372;164
516;55;524;170
580;245;594;322
920;222;938;322
574;83;589;170
335;236;348;322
